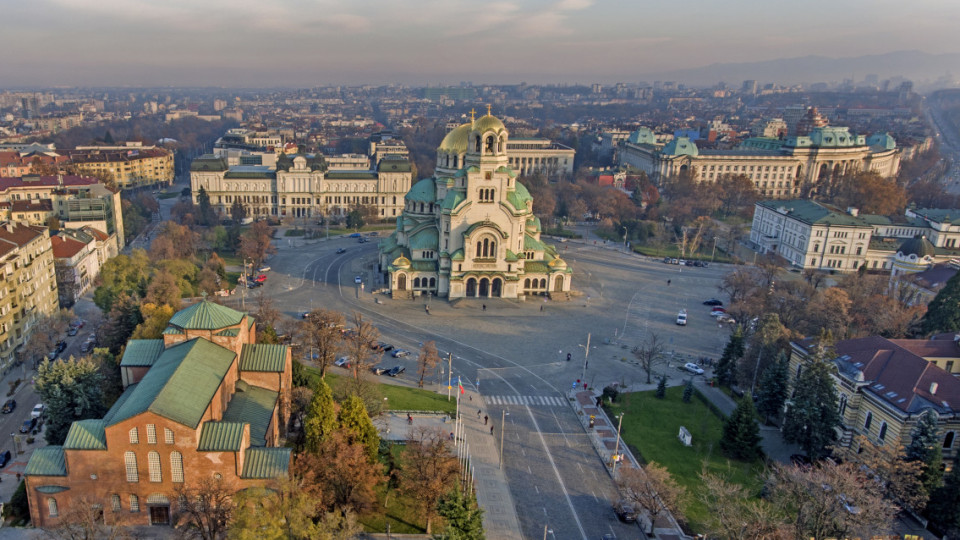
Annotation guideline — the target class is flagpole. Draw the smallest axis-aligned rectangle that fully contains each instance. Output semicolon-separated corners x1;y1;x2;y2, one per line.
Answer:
447;353;452;401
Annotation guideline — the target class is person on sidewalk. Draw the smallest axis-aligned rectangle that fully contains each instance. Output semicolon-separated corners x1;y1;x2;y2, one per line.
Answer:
484;415;488;425
477;409;482;419
482;304;486;311
490;425;494;435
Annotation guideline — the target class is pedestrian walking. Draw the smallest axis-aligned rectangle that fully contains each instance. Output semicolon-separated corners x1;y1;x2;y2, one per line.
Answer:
490;425;494;435
667;279;671;286
482;303;486;311
477;409;482;419
484;414;488;425
540;304;544;312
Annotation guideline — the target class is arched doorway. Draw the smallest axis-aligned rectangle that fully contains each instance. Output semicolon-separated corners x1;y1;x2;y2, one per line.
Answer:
466;278;477;297
479;278;490;297
554;275;564;291
491;278;502;297
397;274;407;291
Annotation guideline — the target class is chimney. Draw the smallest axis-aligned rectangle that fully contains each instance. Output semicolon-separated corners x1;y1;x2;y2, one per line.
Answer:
930;382;939;395
847;207;859;217
4;223;12;234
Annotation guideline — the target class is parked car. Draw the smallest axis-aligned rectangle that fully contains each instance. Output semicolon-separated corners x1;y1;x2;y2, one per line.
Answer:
257;266;271;272
676;309;687;326
71;319;85;329
67;327;79;336
387;365;406;377
80;341;94;353
358;237;367;243
1;399;15;414
300;312;311;319
334;357;351;368
710;307;726;314
354;275;363;284
367;231;379;237
20;417;37;433
31;403;45;418
613;500;639;523
683;362;705;375
392;349;410;358
371;365;390;375
247;281;263;288
336;248;347;254
56;341;67;354
255;274;267;283
717;314;736;324
703;298;723;306
0;450;11;468
348;233;362;238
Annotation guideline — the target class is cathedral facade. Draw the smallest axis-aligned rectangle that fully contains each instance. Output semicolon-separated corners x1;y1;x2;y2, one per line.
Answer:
378;112;572;300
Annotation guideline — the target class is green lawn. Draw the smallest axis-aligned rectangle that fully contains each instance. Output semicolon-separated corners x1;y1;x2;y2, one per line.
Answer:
303;367;456;415
156;192;180;200
605;386;765;531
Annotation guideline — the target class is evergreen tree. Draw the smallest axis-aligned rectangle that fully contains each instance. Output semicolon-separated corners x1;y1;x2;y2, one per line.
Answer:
35;358;106;445
906;410;944;495
338;394;380;461
434;487;485;540
682;378;694;403
720;395;763;461
196;186;215;226
920;271;960;335
303;379;337;454
782;347;840;459
655;376;667;399
928;466;960;536
755;352;790;423
292;359;309;388
716;326;745;387
230;199;247;224
346;208;365;230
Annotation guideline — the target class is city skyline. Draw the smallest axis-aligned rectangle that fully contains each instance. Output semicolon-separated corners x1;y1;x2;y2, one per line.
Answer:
3;0;959;87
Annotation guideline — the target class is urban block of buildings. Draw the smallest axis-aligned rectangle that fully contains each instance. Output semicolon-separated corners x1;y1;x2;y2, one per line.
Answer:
377;113;572;300
51;227;118;308
67;143;174;190
25;300;293;528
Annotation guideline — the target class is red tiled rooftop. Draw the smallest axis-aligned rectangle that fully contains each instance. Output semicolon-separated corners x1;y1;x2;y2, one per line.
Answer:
0;175;99;191
51;234;86;259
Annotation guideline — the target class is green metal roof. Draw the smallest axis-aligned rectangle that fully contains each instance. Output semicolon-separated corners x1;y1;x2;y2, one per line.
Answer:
495;166;517;178
757;199;870;227
377;158;412;173
120;339;165;368
168;300;246;331
224;169;276;180
441;188;466;212
325;171;377;180
34;485;70;494
241;447;291;479
103;384;137;424
190;155;229;172
106;338;237;428
450;249;464;261
406;178;436;203
505;181;533;212
63;420;107;450
239;344;287;372
163;327;184;335
222;381;277;447
524;234;547;251
505;250;519;262
197;421;246;452
25;447;67;476
910;208;960;226
524;261;550;273
411;261;437;272
215;328;240;337
409;228;439;250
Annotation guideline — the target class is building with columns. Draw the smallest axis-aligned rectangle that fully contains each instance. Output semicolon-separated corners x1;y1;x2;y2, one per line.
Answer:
378;112;572;300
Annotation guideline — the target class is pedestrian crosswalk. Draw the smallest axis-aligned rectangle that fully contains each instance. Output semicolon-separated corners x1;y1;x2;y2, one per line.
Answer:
483;395;568;407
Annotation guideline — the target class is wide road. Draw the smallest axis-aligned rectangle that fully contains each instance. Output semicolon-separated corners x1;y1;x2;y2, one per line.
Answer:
227;230;732;539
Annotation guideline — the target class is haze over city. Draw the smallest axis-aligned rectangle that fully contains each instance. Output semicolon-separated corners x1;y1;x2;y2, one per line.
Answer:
3;0;960;87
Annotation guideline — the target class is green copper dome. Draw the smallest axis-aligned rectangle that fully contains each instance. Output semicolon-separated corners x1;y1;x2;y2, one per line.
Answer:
898;235;935;258
405;178;436;203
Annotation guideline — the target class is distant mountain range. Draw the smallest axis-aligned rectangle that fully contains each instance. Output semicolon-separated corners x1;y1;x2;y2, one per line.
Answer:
639;50;960;88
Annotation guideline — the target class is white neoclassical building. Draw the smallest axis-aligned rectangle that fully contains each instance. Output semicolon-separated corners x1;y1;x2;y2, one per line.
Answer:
378;112;572;300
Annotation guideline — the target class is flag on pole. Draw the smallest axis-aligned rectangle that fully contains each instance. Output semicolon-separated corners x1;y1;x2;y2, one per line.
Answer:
458;377;464;395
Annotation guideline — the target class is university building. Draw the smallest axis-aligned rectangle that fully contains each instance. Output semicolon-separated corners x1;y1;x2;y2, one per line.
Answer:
24;300;292;528
377;113;572;300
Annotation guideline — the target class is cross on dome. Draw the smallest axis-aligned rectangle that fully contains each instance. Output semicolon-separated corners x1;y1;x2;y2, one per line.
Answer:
486;104;491;116
469;108;476;123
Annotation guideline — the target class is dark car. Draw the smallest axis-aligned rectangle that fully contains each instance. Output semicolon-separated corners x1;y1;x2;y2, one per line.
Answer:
348;233;362;238
56;341;67;354
376;342;394;352
613;500;639;523
20;417;37;433
1;399;15;414
702;298;724;306
80;341;94;353
336;248;347;254
358;237;367;243
67;327;79;336
371;365;390;375
367;232;379;237
387;365;406;377
0;450;10;468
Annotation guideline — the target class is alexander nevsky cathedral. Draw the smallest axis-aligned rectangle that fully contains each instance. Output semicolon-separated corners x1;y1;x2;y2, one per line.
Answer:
378;110;572;300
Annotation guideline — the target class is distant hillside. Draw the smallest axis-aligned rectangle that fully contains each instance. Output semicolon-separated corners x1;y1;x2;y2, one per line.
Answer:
640;50;960;87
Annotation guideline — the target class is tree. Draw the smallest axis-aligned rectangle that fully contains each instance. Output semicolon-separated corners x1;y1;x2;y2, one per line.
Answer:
195;185;216;226
655;376;666;399
45;495;133;540
130;303;175;340
99;293;144;355
35;357;106;445
304;379;338;454
298;432;384;516
716;326;745;387
770;461;898;540
698;470;788;540
230;200;247;224
417;340;440;388
631;332;664;384
346;207;365;230
174;477;235;540
298;309;345;378
93;249;151;312
435;486;485;540
22;310;72;367
238;220;277;270
928;466;960;536
720;396;763;461
755;352;789;423
920;270;960;336
91;348;123;410
616;463;686;536
855;436;928;513
337;395;379;461
229;477;361;540
905;409;944;496
782;342;840;460
682;378;693;403
288;386;314;450
400;427;460;535
344;312;379;383
144;270;182;310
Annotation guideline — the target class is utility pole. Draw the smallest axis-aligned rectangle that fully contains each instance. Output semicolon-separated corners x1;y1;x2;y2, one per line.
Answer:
579;333;591;383
612;412;624;474
447;353;452;401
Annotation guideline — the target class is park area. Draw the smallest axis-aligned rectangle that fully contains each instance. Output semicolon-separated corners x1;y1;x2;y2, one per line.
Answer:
604;386;765;531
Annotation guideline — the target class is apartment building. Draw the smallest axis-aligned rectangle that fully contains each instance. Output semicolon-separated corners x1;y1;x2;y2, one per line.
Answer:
51;227;118;308
67;143;174;190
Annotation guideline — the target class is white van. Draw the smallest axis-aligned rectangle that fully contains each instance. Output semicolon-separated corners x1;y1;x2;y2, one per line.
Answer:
676;309;687;326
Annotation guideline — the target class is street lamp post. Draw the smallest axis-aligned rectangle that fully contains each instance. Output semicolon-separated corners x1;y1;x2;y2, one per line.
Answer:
621;226;628;252
578;333;592;384
499;409;509;470
712;236;719;261
611;412;624;474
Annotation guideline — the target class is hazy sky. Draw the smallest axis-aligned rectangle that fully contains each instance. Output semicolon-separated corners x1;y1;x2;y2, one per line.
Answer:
2;0;957;87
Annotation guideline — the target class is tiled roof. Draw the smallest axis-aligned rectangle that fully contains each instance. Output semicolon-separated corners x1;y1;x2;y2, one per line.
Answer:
120;339;165;368
325;170;378;180
167;300;245;331
222;381;278;447
239;344;287;372
0;175;98;191
197;421;246;452
63;419;107;450
81;226;109;242
106;338;236;428
11;199;52;213
409;228;438;250
25;447;67;476
241;447;291;479
51;234;86;259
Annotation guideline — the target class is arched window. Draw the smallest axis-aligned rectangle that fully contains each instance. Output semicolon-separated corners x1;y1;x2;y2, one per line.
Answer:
878;421;888;441
864;411;873;431
540;278;546;289
170;451;184;483
485;136;495;154
476;241;482;257
475;136;482;153
148;451;162;482
429;278;436;288
413;277;421;288
124;452;138;483
164;428;174;445
524;278;530;288
945;431;956;449
47;498;58;517
392;196;396;204
129;428;139;444
129;495;140;512
146;424;156;444
839;395;847;417
111;494;122;512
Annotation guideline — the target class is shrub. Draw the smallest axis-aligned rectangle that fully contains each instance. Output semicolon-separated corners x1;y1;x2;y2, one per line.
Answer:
602;385;620;403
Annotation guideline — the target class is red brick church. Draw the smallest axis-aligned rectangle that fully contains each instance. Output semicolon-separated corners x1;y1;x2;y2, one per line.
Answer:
24;300;292;527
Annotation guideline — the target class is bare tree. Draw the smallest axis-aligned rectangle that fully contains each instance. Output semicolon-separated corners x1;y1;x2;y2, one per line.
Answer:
399;427;460;535
344;312;380;382
254;290;280;332
417;340;440;388
44;496;132;540
24;309;73;367
288;385;314;450
719;266;762;305
173;477;235;540
632;332;664;384
617;463;686;536
298;309;346;378
699;469;789;540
